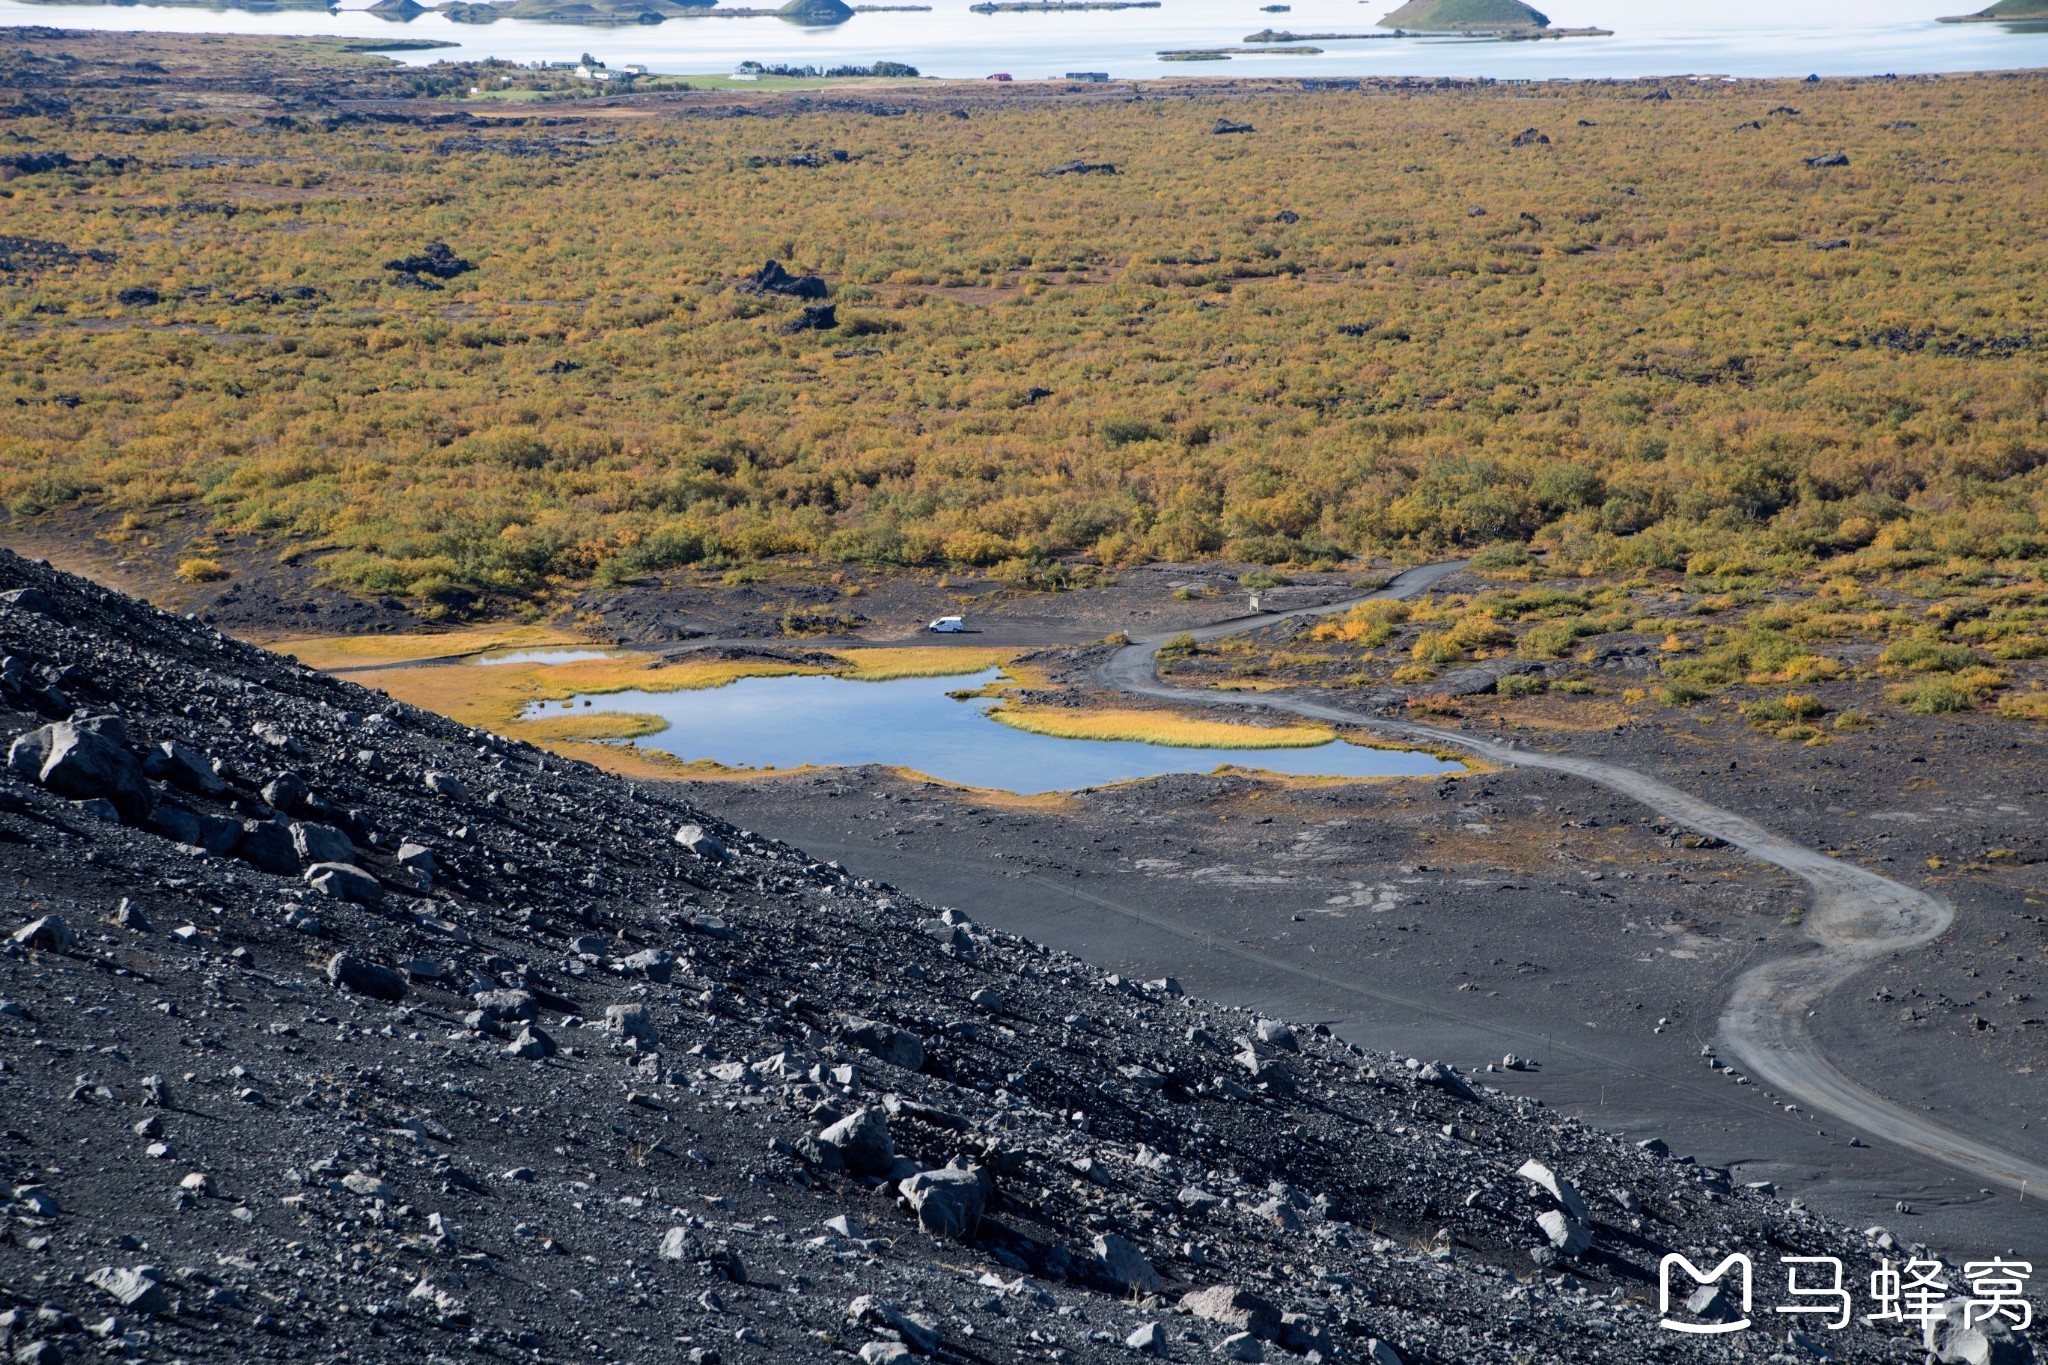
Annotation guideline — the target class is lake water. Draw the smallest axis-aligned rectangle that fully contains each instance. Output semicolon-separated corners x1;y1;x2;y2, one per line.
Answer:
5;0;2046;82
533;667;1462;792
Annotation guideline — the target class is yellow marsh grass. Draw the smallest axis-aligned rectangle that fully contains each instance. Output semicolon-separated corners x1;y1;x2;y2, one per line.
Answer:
834;647;1018;680
272;625;586;671
989;705;1338;750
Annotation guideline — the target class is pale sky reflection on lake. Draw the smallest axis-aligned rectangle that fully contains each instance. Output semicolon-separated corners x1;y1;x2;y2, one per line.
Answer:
5;0;2046;82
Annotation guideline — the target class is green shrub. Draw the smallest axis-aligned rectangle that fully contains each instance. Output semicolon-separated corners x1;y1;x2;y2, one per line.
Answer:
1880;638;1979;673
780;606;861;636
1411;631;1465;665
1499;672;1547;696
1517;622;1578;659
1745;691;1825;726
1893;680;1974;714
1469;543;1537;572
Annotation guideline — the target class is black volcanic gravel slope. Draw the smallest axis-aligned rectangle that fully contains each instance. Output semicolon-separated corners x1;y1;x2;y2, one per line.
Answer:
0;548;1993;1364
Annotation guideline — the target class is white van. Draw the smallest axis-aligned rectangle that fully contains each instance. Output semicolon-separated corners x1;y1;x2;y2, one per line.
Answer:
927;616;965;633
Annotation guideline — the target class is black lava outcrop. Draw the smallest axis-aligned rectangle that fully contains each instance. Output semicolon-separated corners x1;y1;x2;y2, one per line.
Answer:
745;258;830;299
781;302;838;333
0;549;1998;1364
383;241;475;289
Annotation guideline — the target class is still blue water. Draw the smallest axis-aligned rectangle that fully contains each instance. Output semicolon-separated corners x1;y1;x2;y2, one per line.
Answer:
533;668;1461;792
4;0;2045;81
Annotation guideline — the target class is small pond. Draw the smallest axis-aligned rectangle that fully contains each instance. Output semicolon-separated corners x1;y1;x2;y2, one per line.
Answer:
530;668;1461;794
476;647;624;666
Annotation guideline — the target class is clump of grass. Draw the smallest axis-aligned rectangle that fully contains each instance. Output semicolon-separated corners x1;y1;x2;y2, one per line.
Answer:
1311;599;1408;647
1158;633;1201;659
1498;673;1547;697
1890;679;1974;714
1411;631;1463;665
781;607;862;636
1660;681;1708;706
1744;692;1825;729
1880;638;1979;673
176;557;230;583
1468;543;1538;576
1997;691;2048;724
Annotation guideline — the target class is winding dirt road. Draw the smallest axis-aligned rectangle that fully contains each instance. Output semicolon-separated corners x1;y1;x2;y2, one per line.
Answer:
1098;562;2048;1197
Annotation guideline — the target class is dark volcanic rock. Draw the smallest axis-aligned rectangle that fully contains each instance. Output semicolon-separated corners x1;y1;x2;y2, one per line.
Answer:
747;259;829;299
0;150;77;177
383;240;474;279
782;302;837;333
9;715;152;821
326;951;408;1000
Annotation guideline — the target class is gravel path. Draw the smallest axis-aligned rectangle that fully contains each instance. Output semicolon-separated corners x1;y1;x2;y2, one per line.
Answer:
1099;562;2048;1198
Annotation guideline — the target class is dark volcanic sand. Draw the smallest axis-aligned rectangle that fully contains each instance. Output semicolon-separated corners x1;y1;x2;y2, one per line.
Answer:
683;737;2048;1259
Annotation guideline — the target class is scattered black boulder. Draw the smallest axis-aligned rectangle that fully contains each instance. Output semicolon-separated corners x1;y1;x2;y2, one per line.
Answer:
747;259;829;299
383;240;475;284
7;716;153;823
782;303;838;333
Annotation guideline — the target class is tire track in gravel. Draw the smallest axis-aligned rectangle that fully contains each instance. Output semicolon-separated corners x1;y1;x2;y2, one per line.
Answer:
1097;562;2048;1196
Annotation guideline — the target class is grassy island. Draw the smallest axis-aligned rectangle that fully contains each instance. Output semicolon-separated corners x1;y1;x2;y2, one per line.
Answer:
1376;0;1547;30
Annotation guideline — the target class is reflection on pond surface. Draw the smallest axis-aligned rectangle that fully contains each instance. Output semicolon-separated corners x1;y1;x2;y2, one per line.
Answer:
476;647;624;666
533;668;1461;793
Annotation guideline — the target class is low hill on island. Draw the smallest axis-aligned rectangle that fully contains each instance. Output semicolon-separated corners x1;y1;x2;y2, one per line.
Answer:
1938;0;2048;19
1378;0;1547;28
779;0;856;21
